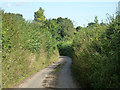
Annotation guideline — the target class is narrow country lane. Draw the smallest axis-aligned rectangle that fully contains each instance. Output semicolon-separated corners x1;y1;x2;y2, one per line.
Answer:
16;56;78;88
56;56;77;88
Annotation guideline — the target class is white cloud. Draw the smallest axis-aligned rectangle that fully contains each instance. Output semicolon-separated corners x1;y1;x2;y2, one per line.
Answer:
7;3;12;8
15;2;24;6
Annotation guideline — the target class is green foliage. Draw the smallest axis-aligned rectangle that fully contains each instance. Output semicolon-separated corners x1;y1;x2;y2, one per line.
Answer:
34;7;45;23
94;16;99;24
44;19;60;40
72;15;120;88
2;8;75;87
2;12;59;88
56;17;75;41
57;41;74;57
76;26;82;31
87;16;100;27
43;17;75;41
100;20;106;26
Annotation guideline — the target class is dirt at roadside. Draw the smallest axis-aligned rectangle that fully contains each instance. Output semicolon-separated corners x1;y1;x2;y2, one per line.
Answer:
42;56;79;88
42;58;66;88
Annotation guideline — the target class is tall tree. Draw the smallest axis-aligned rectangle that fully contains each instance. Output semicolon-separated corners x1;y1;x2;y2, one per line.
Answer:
94;16;98;24
57;17;74;41
34;7;45;22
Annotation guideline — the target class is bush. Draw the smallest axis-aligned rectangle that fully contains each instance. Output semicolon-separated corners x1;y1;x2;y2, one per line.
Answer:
2;12;59;88
72;18;120;88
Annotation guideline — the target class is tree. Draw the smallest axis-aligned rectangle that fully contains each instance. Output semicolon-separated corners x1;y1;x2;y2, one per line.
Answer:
87;16;99;27
100;20;106;26
94;16;98;24
57;17;74;41
34;7;45;22
76;26;82;31
44;19;60;40
87;22;96;27
57;17;63;23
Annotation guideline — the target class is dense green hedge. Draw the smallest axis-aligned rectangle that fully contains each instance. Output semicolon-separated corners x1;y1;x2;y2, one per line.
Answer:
2;12;59;88
72;15;120;88
57;41;74;57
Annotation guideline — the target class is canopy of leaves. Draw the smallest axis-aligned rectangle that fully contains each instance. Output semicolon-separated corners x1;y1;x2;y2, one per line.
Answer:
34;7;45;23
76;26;82;31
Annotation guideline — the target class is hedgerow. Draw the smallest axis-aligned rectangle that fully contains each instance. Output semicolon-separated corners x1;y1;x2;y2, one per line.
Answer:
72;15;120;88
2;12;59;88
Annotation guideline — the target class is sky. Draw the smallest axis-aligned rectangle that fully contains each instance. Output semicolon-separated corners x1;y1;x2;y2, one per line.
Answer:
0;0;119;27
